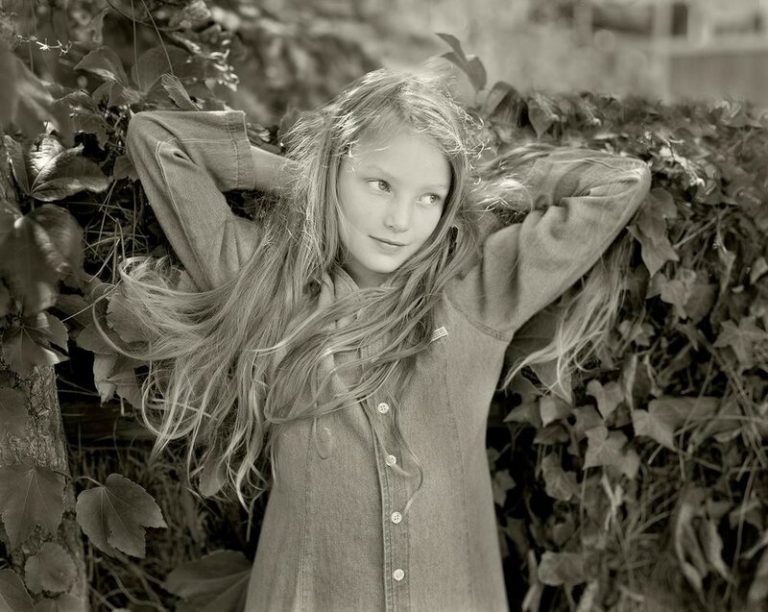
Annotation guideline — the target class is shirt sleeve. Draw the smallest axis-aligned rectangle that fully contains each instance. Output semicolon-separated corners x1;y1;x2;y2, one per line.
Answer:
446;148;652;339
125;109;261;291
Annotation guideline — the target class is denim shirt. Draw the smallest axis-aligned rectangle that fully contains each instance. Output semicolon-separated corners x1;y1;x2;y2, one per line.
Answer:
126;110;651;612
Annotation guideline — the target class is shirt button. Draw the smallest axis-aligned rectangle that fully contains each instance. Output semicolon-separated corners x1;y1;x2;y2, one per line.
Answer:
385;454;397;467
393;568;405;581
377;402;390;414
391;512;402;524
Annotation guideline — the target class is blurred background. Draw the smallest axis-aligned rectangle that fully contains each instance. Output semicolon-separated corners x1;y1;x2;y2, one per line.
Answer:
8;0;768;126
270;0;768;106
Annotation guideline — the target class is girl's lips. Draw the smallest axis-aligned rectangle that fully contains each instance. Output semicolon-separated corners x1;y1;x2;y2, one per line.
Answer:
371;236;406;247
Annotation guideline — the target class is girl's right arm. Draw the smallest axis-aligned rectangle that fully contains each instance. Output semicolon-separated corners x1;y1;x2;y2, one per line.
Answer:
125;110;291;291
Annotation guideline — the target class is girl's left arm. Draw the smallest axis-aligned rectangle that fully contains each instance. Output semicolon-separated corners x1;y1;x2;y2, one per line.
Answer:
447;148;652;337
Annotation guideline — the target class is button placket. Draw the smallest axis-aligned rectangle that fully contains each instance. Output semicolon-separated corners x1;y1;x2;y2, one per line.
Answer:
372;397;411;610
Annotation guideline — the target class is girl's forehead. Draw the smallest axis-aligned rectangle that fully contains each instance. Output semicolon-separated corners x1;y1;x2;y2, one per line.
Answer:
346;126;439;158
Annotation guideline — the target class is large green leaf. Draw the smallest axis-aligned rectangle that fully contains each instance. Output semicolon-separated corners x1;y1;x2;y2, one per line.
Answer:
30;143;109;201
4;134;30;194
74;46;130;85
0;205;84;314
0;569;33;612
538;551;593;586
23;542;77;594
0;464;65;548
541;454;579;502
165;550;251;612
131;45;190;93
76;473;167;558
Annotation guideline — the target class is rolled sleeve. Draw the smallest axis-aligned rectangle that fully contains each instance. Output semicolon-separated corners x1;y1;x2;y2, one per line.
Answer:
448;148;652;338
125;110;260;291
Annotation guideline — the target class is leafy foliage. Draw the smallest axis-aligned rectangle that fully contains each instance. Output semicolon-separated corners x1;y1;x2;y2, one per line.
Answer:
443;35;768;611
23;543;77;595
164;550;251;611
0;569;34;612
75;473;167;558
0;464;65;548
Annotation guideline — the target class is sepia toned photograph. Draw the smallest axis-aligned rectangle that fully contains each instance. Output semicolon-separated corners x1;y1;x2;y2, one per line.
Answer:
0;1;766;610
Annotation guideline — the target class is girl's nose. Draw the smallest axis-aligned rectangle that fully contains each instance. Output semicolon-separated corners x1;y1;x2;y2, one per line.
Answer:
384;197;411;232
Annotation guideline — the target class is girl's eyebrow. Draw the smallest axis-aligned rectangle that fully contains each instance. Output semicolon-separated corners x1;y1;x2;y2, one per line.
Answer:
360;163;449;192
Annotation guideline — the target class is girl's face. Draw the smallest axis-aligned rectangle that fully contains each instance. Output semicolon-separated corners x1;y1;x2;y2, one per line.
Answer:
336;128;451;288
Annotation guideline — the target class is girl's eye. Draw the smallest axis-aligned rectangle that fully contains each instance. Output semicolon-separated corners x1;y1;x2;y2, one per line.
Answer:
421;194;443;206
369;179;391;193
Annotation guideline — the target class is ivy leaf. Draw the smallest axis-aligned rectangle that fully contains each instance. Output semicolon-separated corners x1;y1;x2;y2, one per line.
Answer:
27;135;65;179
74;47;130;85
527;93;559;138
714;316;768;369
658;268;697;320
0;205;84;314
465;56;487;93
30;143;110;201
539;395;571;427
436;33;468;63
492;469;516;507
4;135;30;194
93;353;118;403
31;593;83;612
571;404;603;440
584;426;639;479
482;80;516;117
74;319;116;354
50;92;109;149
504;400;542;428
0;569;33;612
585;379;623;420
107;290;154;343
436;33;486;91
167;0;212;30
164;550;251;611
0;201;19;247
76;473;167;558
0;387;30;436
627;188;680;276
1;325;67;376
0;211;59;314
162;74;201;111
673;488;728;593
647;396;719;430
26;205;84;280
131;46;190;93
112;155;138;181
533;423;570;445
95;80;144;108
24;542;77;594
37;313;69;351
541;455;579;502
0;464;65;548
631;409;675;450
750;256;768;285
537;551;592;586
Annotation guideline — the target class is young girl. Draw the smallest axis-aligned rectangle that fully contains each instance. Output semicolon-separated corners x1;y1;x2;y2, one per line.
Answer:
115;66;650;611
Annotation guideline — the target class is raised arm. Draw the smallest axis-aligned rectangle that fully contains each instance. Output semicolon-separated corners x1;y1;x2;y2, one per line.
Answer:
125;109;290;291
447;148;652;339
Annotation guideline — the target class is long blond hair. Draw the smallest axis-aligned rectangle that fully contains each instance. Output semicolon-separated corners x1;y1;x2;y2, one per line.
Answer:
103;67;633;510
105;67;492;508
